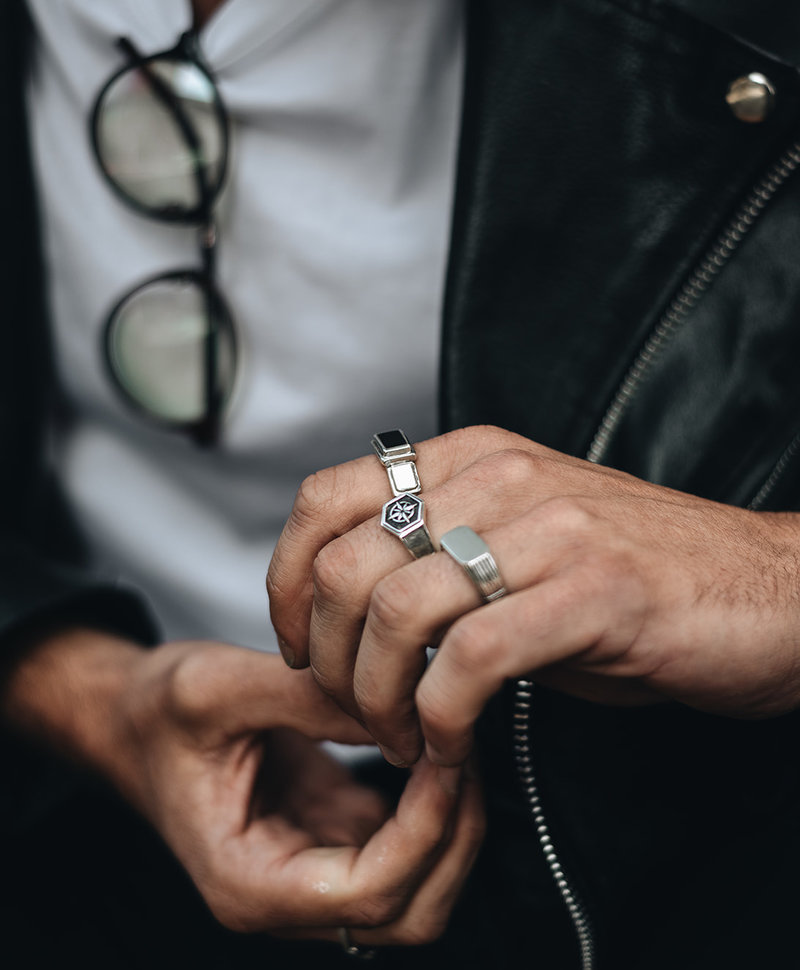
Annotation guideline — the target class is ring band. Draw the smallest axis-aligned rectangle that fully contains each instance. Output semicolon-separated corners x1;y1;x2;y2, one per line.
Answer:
338;927;377;960
380;492;436;558
441;525;507;602
372;429;421;496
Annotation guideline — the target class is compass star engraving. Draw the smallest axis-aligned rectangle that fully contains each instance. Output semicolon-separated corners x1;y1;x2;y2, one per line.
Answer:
380;492;432;556
387;500;417;525
381;493;425;537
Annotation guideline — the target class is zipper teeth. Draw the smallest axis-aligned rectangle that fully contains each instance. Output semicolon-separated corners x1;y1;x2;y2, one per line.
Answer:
513;679;595;970
748;430;800;510
586;140;800;466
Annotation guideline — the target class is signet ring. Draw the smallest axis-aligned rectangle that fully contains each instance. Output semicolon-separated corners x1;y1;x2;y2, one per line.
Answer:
441;525;507;602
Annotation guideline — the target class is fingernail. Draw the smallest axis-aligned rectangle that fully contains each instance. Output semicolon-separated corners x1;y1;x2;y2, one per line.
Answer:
277;639;295;668
436;765;462;796
379;745;409;768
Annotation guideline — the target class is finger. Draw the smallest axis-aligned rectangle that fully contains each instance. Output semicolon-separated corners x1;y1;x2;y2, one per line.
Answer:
167;647;373;744
307;517;417;717
358;758;485;947
267;428;501;668
277;760;485;947
304;446;526;714
353;550;484;765
417;565;642;766
234;755;463;931
349;468;592;763
307;455;502;728
267;455;392;665
253;663;375;744
269;439;693;672
274;444;640;715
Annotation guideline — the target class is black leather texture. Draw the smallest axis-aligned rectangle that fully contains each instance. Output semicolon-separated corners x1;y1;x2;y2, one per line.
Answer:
443;0;800;510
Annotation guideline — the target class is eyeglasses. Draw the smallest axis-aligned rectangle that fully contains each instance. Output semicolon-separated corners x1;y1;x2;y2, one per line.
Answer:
91;31;236;446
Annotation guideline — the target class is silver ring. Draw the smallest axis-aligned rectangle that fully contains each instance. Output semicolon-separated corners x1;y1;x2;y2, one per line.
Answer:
380;492;435;558
372;429;421;496
338;927;377;960
440;526;507;602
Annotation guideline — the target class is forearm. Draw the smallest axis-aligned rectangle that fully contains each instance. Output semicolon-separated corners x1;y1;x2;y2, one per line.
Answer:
1;626;145;785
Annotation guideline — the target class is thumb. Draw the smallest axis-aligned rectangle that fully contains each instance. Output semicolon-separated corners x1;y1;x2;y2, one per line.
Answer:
190;647;372;744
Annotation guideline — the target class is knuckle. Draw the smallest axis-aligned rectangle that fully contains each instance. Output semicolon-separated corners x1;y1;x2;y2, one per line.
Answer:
164;650;215;722
442;423;513;458
368;571;418;636
197;868;268;933
361;707;421;759
293;469;335;523
353;667;421;751
308;658;348;702
355;683;413;729
346;893;405;928
443;615;502;676
293;462;363;525
205;898;250;933
388;916;449;947
205;894;270;934
264;561;287;602
265;568;296;640
415;666;463;736
353;689;388;729
412;914;450;945
536;494;596;535
312;535;361;601
468;447;539;493
490;447;539;483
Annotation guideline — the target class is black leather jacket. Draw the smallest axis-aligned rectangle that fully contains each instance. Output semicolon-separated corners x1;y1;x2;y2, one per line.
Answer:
442;3;800;968
4;1;800;967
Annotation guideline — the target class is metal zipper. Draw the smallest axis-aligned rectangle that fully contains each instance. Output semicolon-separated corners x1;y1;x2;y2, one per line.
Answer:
512;679;596;970
513;140;800;968
748;430;800;510
586;139;800;466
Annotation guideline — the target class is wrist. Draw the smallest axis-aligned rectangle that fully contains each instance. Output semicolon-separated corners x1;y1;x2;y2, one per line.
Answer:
1;626;147;784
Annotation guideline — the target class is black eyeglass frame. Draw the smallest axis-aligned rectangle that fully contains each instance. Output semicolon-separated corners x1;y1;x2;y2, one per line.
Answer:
90;31;236;446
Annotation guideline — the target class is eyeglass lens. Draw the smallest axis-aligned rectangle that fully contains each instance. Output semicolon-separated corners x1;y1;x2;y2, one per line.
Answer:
105;274;235;426
94;55;226;219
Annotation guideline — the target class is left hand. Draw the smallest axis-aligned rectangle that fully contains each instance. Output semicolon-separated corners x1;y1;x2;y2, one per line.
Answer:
267;425;800;768
3;632;485;944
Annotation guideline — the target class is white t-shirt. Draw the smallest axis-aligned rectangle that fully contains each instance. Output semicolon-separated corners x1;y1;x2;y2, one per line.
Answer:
25;0;463;651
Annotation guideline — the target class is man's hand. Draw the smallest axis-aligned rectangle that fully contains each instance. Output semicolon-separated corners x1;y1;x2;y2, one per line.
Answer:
267;425;800;767
2;631;484;945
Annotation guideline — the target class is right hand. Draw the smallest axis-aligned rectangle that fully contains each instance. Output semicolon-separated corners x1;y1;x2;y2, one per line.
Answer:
3;631;485;946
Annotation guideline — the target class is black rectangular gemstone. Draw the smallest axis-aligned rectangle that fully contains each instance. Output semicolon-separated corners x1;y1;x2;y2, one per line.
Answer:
375;429;408;452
